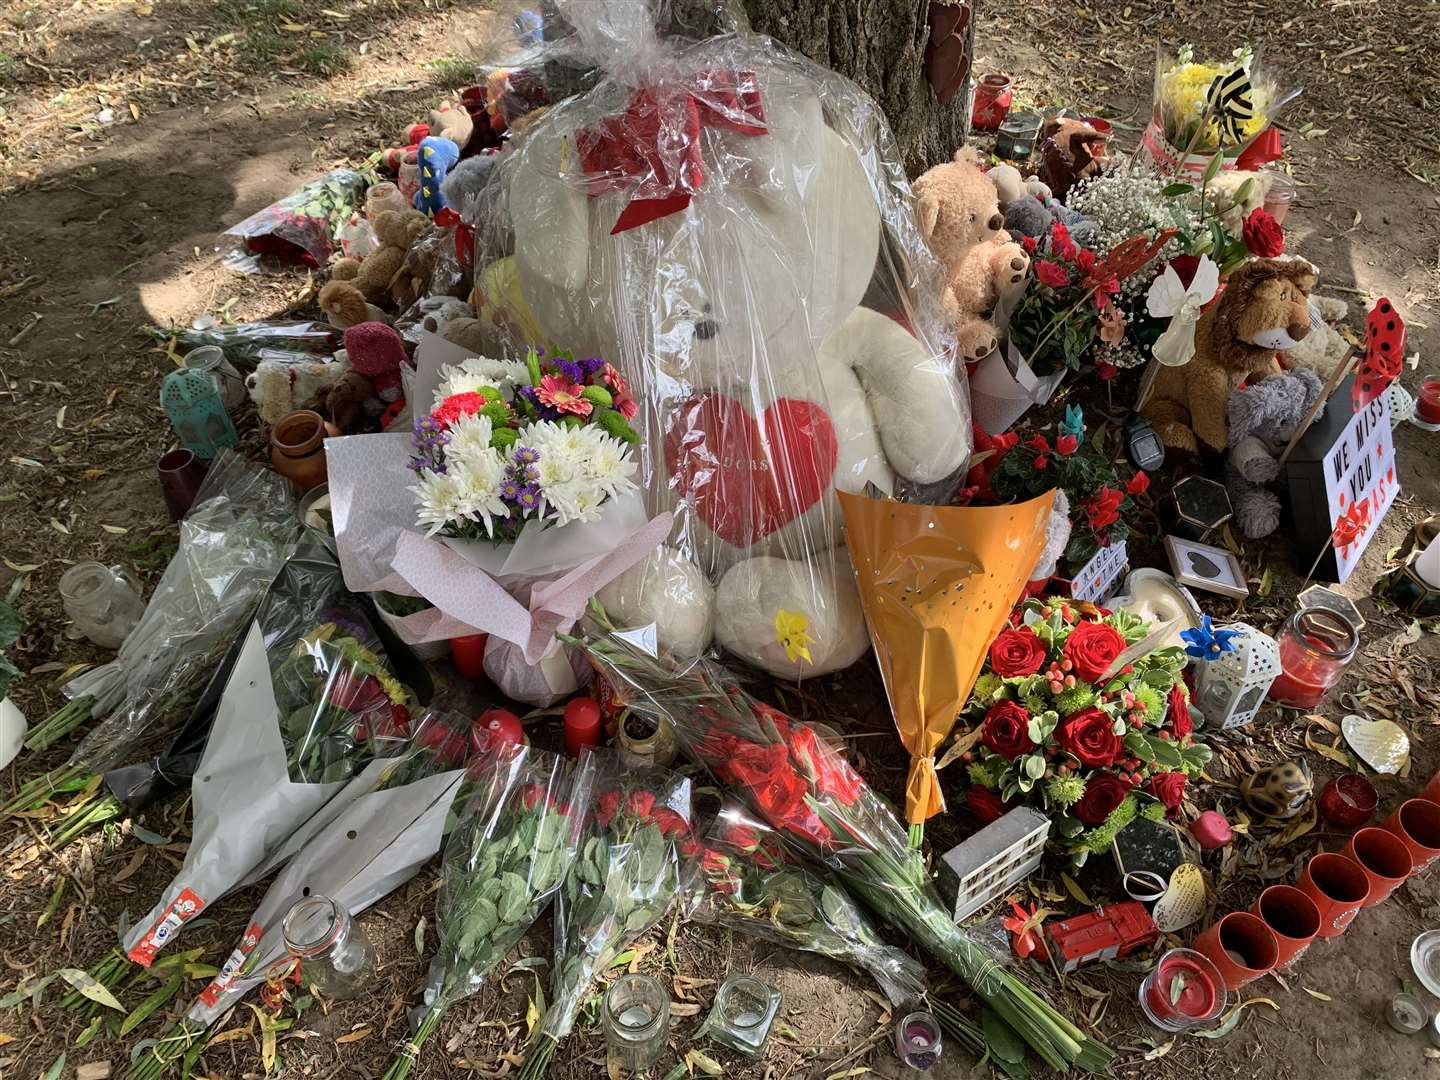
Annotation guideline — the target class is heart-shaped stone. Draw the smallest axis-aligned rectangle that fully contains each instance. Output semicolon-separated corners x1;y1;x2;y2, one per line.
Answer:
664;394;838;548
1341;713;1410;775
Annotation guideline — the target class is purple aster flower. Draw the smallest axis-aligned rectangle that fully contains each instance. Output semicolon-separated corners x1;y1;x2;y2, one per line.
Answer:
500;479;522;500
513;446;539;465
517;488;540;510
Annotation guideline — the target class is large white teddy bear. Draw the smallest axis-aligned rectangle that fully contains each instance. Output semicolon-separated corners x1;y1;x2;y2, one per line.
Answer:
501;42;971;678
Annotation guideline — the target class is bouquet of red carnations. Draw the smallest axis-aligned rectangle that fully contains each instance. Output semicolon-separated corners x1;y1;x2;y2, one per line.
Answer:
955;598;1209;860
575;611;1112;1074
689;802;926;1007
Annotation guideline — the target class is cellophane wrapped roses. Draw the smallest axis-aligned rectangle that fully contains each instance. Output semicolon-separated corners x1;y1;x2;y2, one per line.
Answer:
957;598;1210;862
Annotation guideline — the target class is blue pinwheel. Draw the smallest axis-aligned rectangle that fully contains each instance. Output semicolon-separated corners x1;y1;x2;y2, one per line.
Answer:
1062;404;1085;447
1180;615;1240;661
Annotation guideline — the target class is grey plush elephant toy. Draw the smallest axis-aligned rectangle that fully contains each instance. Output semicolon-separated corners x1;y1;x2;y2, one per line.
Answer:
1224;368;1325;538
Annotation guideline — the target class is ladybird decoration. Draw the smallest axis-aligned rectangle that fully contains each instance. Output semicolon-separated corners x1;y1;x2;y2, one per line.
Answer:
1351;297;1406;411
1241;761;1313;819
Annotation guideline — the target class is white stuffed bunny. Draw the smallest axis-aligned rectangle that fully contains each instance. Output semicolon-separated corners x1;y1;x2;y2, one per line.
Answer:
501;41;971;677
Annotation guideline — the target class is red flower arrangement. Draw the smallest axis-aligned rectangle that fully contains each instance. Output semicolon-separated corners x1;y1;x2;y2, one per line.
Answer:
1242;207;1285;258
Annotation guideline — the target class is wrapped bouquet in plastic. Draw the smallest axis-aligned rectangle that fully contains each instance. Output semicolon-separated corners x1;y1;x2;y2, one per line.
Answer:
379;744;595;1079
688;801;926;1006
122;600;413;968
578;614;1112;1074
517;755;694;1079
471;0;972;682
220;168;371;271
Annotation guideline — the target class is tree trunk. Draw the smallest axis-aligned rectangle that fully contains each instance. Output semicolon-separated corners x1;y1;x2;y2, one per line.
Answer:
735;0;972;176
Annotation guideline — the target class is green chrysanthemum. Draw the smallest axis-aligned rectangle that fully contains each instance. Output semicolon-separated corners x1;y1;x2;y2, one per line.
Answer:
1079;795;1139;854
1133;684;1165;723
1022;692;1050;715
1044;773;1087;808
1139;799;1168;822
1054;685;1098;715
972;673;1003;704
967;760;1000;788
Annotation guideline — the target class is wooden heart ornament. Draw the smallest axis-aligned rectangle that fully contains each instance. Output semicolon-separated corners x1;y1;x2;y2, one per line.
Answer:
664;394;839;548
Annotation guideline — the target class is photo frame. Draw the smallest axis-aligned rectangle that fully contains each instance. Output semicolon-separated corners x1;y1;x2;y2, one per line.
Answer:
1163;535;1248;599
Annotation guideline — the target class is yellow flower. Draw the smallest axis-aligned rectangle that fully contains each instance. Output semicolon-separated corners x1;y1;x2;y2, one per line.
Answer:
774;608;815;666
294;622;339;655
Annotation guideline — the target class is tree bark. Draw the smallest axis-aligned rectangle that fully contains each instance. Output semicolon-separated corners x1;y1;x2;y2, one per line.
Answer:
735;0;971;176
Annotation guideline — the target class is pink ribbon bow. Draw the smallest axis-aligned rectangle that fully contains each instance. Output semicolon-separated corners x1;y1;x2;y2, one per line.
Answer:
576;69;767;234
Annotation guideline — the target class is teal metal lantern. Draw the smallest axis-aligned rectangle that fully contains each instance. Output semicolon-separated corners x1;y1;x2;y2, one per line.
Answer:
161;368;237;460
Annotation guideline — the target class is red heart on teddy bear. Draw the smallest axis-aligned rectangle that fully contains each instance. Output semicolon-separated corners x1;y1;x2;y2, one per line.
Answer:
664;394;838;548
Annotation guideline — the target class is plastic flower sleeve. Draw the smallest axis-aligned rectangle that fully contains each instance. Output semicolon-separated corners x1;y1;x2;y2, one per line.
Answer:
475;0;972;681
123;601;414;968
688;801;926;1007
377;744;596;1079
219;167;371;272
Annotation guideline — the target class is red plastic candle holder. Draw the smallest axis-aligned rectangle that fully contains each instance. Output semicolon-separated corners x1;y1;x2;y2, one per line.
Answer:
1192;912;1279;991
1268;609;1358;709
450;633;488;679
1317;773;1378;829
971;74;1014;131
1297;852;1370;937
1383;799;1440;875
1344;827;1413;906
1250;885;1321;969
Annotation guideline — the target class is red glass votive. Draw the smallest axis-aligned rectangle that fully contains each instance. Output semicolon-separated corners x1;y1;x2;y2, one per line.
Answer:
563;697;603;758
1318;773;1378;828
971;73;1015;132
1419;376;1440;426
1268;609;1358;709
1140;949;1225;1031
158;448;209;521
450;633;488;679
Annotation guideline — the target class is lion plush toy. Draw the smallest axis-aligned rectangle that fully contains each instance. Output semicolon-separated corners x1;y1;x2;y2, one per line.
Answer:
503;44;972;678
1143;257;1318;453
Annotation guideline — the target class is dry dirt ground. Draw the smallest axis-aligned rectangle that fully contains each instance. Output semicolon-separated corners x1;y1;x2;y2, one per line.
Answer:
2;1;1440;1079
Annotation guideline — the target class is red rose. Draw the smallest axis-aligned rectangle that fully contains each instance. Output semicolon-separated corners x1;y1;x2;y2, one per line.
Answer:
679;834;702;859
1020;235;1037;254
1062;620;1127;683
1027;434;1051;453
1076;248;1097;274
652;808;689;838
1056;434;1079;455
1242;207;1285;258
982;701;1037;759
988;627;1048;678
1035;259;1071;289
790;726;865;805
752;836;789;870
625;790;657;820
1167;254;1200;289
966;784;1014;826
1168;684;1194;738
519;783;550;811
722;823;760;852
1056;707;1123;767
1096;360;1119;381
1034;455;1049;471
1146;772;1187;817
1074;771;1130;825
594;788;623;827
1050;222;1076;261
1125;471;1150;497
329;672;385;712
700;848;730;876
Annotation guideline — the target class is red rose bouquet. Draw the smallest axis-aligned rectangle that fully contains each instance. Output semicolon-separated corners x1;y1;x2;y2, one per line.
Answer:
956;598;1210;862
575;609;1112;1074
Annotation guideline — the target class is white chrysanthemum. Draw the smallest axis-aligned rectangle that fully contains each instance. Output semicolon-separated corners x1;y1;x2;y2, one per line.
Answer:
411;444;509;537
443;412;495;463
435;356;529;404
518;420;638;527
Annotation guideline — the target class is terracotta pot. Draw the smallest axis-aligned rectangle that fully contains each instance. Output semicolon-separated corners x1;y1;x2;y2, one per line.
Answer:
1343;828;1413;906
270;410;338;493
1297;852;1371;937
1250;885;1320;969
1382;799;1440;875
1191;912;1279;991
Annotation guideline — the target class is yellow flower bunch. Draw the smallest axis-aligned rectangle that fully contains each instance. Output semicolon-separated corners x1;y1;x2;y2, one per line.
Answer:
1157;55;1270;151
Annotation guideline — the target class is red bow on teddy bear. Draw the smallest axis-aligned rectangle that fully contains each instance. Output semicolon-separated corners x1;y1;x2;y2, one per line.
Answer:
576;69;767;234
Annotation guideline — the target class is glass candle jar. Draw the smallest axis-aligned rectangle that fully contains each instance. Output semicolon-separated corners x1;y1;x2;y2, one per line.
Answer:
994;111;1041;161
59;562;145;649
157;448;209;522
1317;772;1378;828
281;895;376;1000
1263;171;1296;226
971;73;1014;132
1418;376;1440;427
894;1011;942;1071
1268;608;1358;709
705;974;781;1057
182;346;247;412
1139;948;1226;1031
601;973;669;1072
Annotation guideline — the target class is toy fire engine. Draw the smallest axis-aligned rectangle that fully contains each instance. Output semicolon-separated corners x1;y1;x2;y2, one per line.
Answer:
1045;901;1158;973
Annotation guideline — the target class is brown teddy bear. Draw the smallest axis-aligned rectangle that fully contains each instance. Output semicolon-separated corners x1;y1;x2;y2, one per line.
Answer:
308;371;375;434
913;147;1031;363
1143;258;1317;454
318;280;390;330
330;209;433;307
1037;117;1110;202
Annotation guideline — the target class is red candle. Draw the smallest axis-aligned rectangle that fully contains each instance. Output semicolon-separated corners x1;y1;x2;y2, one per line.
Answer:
1141;949;1223;1030
1419;376;1440;425
475;708;524;752
450;633;488;679
563;697;603;758
971;74;1014;131
1317;773;1378;828
1268;609;1357;709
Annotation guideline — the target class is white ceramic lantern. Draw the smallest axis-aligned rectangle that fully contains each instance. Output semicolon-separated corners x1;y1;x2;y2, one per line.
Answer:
1195;622;1280;729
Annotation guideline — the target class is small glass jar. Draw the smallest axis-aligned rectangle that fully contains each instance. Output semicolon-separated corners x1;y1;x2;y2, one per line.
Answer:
1263;171;1296;226
281;895;375;1000
1318;772;1378;828
895;1011;942;1071
1417;375;1440;428
365;181;409;222
601;973;669;1072
616;712;678;768
704;974;781;1057
1138;948;1226;1032
59;562;145;649
970;73;1014;132
994;111;1041;162
182;346;247;412
1268;608;1358;709
157;448;209;522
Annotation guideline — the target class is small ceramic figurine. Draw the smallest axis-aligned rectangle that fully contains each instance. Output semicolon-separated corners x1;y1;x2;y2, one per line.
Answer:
1241;761;1313;819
